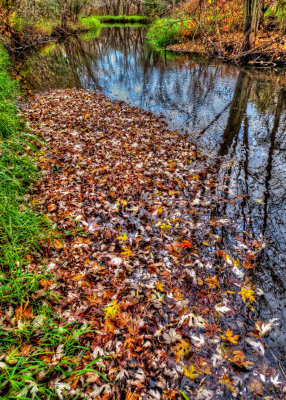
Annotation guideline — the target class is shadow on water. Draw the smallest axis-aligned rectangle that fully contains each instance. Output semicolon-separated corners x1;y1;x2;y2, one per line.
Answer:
15;26;286;369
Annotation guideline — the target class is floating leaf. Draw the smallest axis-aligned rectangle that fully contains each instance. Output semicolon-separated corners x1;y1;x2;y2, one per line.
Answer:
184;364;201;380
221;328;239;344
238;287;256;303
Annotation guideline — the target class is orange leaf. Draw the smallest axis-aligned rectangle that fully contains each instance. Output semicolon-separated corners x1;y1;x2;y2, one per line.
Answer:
177;240;193;249
54;239;63;250
243;260;255;269
156;282;164;292
221;328;239;344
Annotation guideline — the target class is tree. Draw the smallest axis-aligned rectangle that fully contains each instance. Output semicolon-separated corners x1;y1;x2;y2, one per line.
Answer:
243;0;264;50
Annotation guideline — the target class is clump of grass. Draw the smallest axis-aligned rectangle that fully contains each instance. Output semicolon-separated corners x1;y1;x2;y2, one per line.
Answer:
80;15;102;30
146;17;182;48
0;43;105;398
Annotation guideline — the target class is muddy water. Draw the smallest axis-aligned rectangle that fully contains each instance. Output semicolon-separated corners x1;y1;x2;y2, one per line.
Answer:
15;26;286;369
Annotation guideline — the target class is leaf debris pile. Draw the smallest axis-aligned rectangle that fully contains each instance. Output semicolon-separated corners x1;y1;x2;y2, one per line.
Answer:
21;89;285;399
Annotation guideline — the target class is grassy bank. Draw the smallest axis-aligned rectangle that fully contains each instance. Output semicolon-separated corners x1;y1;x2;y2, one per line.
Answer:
0;44;101;399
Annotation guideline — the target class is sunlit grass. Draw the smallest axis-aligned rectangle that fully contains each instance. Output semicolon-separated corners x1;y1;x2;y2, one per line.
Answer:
79;15;102;30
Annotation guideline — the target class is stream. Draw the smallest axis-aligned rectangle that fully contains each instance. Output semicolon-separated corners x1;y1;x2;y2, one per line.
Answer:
15;25;286;371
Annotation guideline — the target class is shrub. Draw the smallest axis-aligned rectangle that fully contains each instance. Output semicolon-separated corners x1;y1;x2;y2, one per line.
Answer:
147;17;182;48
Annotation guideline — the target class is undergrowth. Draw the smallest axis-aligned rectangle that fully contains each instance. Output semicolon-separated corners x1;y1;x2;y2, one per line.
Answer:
0;44;103;399
146;17;182;48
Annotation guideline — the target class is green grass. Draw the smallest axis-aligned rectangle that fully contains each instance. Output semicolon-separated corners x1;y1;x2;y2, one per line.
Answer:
79;15;102;31
146;17;182;49
0;43;105;398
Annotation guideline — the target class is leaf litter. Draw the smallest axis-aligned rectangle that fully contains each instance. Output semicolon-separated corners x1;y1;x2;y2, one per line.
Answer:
19;89;286;399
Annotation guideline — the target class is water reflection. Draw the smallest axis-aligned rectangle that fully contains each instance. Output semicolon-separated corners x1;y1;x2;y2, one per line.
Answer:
16;26;286;368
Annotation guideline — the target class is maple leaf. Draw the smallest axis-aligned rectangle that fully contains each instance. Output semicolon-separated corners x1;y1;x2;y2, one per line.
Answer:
173;339;191;361
238;287;256;303
184;364;201;380
156;281;164;292
118;232;128;241
221;328;239;344
205;275;219;289
232;350;253;367
254;318;279;337
177;240;193;249
160;223;172;231
104;300;120;319
121;247;134;259
232;350;245;364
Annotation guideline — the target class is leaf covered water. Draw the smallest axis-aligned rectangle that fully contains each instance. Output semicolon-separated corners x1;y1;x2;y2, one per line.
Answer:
22;89;285;399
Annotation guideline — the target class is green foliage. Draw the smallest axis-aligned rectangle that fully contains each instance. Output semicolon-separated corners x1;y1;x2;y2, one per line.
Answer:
146;17;182;48
80;15;101;30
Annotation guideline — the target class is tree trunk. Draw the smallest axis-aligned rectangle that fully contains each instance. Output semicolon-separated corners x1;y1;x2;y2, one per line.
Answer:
243;0;264;51
243;0;253;51
249;0;263;49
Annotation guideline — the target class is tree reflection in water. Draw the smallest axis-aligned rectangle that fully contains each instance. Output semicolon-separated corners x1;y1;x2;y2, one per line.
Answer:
17;26;286;369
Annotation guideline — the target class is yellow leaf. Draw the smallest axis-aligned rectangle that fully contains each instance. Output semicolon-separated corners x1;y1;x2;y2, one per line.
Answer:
104;300;120;319
118;232;128;241
156;282;164;292
72;274;83;281
121;248;134;259
238;287;256;303
173;339;191;362
184;364;201;380
160;223;172;231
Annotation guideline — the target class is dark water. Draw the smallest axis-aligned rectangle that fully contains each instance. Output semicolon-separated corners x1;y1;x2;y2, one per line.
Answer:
16;26;286;369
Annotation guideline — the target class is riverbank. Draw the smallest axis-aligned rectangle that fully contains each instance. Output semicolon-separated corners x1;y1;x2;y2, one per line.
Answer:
1;14;150;51
0;45;104;399
167;32;286;66
147;18;286;67
19;88;286;399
